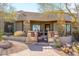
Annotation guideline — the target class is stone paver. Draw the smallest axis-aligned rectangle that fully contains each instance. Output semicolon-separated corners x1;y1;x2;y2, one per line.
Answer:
9;43;60;56
9;47;60;56
10;50;59;56
3;36;73;56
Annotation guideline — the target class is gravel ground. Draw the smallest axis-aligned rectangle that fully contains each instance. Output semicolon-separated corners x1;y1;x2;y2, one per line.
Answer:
1;36;75;56
0;40;61;56
0;40;27;55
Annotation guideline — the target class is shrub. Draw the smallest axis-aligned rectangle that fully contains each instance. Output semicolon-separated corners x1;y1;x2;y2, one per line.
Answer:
72;28;79;41
54;37;62;48
14;31;25;36
0;30;4;41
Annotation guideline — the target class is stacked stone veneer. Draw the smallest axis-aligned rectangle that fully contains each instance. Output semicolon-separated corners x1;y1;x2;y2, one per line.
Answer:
27;30;37;43
48;31;55;43
26;31;56;43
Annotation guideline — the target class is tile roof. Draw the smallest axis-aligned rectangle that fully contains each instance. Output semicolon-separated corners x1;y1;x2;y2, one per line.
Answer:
15;10;72;21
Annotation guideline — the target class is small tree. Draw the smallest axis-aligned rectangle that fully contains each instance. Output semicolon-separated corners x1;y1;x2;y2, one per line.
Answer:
56;10;66;36
65;3;79;41
39;4;66;36
0;3;16;41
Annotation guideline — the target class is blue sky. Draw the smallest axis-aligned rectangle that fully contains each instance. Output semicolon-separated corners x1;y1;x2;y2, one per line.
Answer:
12;3;39;12
11;3;75;13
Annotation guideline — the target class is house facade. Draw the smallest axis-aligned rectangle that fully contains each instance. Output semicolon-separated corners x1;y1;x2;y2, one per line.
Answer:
14;11;72;35
0;10;73;42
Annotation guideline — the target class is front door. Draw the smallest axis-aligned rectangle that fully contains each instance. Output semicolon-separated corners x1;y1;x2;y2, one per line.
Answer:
37;24;50;42
45;24;50;32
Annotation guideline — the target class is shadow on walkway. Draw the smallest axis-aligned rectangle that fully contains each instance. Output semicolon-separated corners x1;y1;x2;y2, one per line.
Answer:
27;43;54;51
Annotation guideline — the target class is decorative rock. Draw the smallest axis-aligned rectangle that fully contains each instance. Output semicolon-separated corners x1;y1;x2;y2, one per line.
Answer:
0;40;12;49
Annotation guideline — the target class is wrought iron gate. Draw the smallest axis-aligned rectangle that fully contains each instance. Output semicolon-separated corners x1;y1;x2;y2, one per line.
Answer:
37;31;48;42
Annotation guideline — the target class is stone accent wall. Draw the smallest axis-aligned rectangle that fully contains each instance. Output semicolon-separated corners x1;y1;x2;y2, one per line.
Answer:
24;20;30;32
27;31;37;43
48;31;54;43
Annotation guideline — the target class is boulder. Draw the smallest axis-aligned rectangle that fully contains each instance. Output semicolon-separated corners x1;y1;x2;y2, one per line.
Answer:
0;40;12;49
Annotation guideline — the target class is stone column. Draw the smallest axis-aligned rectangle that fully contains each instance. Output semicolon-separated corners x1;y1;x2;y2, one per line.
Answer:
27;30;31;42
27;31;37;43
34;31;38;42
48;31;54;43
24;20;30;33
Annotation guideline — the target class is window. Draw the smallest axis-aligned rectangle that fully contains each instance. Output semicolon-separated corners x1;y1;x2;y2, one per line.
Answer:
32;24;40;31
66;24;71;35
67;24;71;32
64;23;71;35
4;22;14;33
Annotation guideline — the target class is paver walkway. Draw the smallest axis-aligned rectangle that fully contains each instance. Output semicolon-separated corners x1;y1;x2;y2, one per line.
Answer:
9;43;60;56
3;36;72;56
